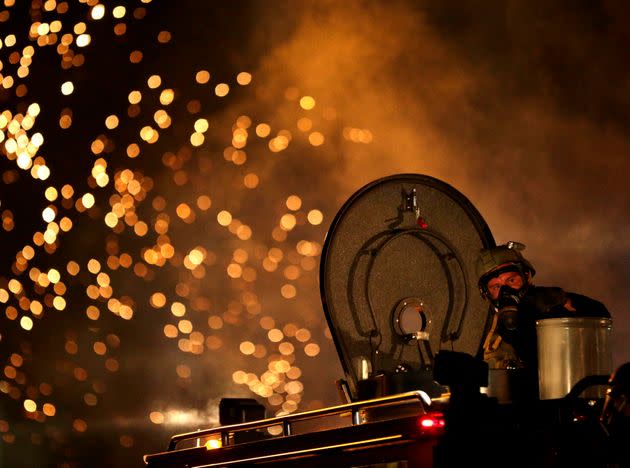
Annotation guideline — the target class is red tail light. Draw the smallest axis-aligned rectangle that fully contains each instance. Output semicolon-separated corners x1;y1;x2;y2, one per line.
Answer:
418;412;446;433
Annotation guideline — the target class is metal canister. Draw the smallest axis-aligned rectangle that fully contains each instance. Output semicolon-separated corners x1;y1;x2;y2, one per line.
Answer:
536;317;613;399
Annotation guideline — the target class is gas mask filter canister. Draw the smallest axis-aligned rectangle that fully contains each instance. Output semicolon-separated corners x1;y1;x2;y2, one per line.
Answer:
496;284;528;330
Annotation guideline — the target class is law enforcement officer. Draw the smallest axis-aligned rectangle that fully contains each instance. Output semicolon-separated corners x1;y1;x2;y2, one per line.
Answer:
476;241;610;370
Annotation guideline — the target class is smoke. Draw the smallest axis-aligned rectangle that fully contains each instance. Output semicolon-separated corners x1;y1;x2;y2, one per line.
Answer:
233;0;630;363
3;3;628;465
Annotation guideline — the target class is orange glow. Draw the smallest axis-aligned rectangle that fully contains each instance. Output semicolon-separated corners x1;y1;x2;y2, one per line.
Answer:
0;4;378;457
195;70;210;84
239;341;255;355
149;411;164;424
285;195;301;211
308;131;325;146
217;210;232;226
304;343;320;357
205;438;222;450
267;328;283;343
23;399;37;412
236;72;252;85
215;83;229;96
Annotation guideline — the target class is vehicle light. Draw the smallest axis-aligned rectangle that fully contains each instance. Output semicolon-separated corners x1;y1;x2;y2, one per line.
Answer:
204;438;222;450
418;412;446;431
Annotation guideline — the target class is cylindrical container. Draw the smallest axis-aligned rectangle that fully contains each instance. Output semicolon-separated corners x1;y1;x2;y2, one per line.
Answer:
536;317;613;400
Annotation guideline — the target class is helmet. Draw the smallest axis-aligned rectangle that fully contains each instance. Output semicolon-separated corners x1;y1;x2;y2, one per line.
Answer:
476;241;536;297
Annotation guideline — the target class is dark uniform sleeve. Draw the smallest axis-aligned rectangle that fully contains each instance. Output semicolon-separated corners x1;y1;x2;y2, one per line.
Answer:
525;286;610;319
565;292;610;318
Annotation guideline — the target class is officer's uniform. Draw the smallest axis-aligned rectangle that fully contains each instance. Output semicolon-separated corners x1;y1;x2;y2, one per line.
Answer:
481;286;610;370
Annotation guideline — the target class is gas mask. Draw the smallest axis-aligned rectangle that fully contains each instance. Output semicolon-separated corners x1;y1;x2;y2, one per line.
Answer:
495;285;528;330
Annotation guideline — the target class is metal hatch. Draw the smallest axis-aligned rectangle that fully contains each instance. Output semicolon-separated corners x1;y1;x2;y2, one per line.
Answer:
319;174;495;400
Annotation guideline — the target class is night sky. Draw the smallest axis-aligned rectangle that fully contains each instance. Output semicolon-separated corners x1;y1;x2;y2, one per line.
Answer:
0;1;628;466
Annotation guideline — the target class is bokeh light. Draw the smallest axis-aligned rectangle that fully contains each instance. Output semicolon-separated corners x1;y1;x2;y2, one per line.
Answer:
0;2;627;468
0;2;346;466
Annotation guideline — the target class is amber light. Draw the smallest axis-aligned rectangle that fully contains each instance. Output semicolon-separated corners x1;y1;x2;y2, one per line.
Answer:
204;438;222;450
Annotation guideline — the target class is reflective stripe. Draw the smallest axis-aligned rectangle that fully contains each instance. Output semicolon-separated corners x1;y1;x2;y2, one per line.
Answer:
483;312;499;351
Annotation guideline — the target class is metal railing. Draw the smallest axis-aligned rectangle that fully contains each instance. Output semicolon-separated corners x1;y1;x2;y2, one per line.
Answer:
167;390;428;451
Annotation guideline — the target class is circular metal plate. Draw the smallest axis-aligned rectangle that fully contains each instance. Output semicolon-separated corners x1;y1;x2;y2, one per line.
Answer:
320;174;495;398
